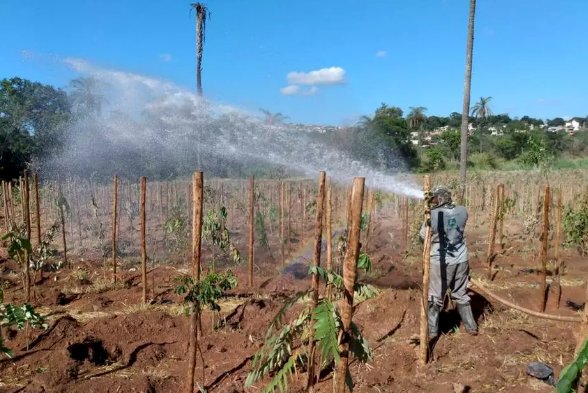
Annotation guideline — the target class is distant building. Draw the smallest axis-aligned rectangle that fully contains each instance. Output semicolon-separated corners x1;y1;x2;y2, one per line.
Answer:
547;125;564;132
565;118;584;132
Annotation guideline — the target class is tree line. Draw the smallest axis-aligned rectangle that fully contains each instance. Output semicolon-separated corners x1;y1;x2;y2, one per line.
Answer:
1;76;587;182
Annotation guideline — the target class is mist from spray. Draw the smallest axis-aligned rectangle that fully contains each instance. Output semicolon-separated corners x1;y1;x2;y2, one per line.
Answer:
43;58;423;198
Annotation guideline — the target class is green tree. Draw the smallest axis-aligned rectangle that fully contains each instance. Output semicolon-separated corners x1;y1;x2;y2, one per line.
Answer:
0;77;71;178
438;130;461;160
520;115;544;127
420;146;447;172
370;104;418;168
424;115;448;131
547;117;565;127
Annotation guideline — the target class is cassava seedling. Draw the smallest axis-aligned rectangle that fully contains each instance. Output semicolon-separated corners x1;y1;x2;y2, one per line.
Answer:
176;270;237;393
202;206;241;272
247;177;374;393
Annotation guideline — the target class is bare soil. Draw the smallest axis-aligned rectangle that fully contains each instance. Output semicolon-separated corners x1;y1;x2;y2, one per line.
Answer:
1;202;586;393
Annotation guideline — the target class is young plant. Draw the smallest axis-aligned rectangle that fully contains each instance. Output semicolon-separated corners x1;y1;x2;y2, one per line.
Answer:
2;225;32;289
89;195;107;257
175;270;237;393
245;253;378;392
164;204;189;256
202;206;240;271
31;221;62;275
0;287;47;357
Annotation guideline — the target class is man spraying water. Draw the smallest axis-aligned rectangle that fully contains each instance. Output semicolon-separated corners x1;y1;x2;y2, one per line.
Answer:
420;186;478;339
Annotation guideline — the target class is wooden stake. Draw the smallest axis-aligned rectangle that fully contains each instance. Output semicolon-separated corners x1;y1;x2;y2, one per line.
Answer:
280;181;285;267
364;189;375;254
419;175;432;366
555;189;563;309
486;187;500;280
2;181;9;231
7;182;15;223
306;171;326;391
334;177;364;393
403;196;409;253
185;303;200;393
33;172;41;246
497;184;505;252
192;172;203;281
540;185;550;313
140;177;147;304
287;183;291;255
301;184;307;241
112;175;118;284
248;176;255;287
326;179;333;300
23;172;31;303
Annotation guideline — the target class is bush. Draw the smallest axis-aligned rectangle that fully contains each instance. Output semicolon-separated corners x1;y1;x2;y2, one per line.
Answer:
419;147;446;172
468;152;498;169
563;194;588;255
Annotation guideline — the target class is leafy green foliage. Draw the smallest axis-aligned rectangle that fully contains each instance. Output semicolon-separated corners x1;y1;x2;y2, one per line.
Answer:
313;301;340;366
175;270;237;312
563;194;588;255
202;206;241;266
519;134;554;171
247;251;378;392
555;339;588;392
0;77;71;180
255;210;269;249
419;146;447;172
0;300;47;357
164;205;189;253
360;213;369;231
32;222;61;272
2;227;32;268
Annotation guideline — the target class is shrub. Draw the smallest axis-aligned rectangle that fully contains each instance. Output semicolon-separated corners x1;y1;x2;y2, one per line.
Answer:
563;194;588;255
419;147;446;172
468;152;498;169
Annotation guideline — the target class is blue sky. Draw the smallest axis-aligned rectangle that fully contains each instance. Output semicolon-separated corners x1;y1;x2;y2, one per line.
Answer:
1;0;586;125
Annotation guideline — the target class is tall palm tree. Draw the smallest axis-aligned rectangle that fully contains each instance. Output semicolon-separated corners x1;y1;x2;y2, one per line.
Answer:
459;0;477;202
259;109;288;125
408;106;428;147
69;76;106;117
471;96;493;119
191;3;210;97
408;106;427;129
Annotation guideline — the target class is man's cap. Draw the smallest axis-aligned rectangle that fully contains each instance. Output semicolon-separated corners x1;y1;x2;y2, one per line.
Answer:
432;186;452;205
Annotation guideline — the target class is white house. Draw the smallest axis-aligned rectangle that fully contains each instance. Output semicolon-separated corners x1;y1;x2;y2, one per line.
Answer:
565;118;584;132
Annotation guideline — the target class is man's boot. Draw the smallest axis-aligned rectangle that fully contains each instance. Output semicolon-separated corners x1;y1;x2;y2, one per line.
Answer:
456;302;478;335
428;302;441;339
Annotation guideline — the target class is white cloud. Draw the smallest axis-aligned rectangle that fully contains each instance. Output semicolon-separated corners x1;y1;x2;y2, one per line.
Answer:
159;53;173;62
280;85;300;95
375;50;387;58
287;66;345;85
280;85;319;96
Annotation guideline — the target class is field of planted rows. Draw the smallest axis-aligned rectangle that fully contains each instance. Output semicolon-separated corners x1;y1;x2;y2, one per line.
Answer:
1;168;588;393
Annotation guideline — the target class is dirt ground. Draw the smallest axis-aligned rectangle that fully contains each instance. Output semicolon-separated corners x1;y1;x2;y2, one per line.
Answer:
0;200;586;393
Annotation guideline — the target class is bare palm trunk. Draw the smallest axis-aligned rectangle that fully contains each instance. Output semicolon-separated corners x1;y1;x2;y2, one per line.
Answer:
459;0;477;202
196;10;204;97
